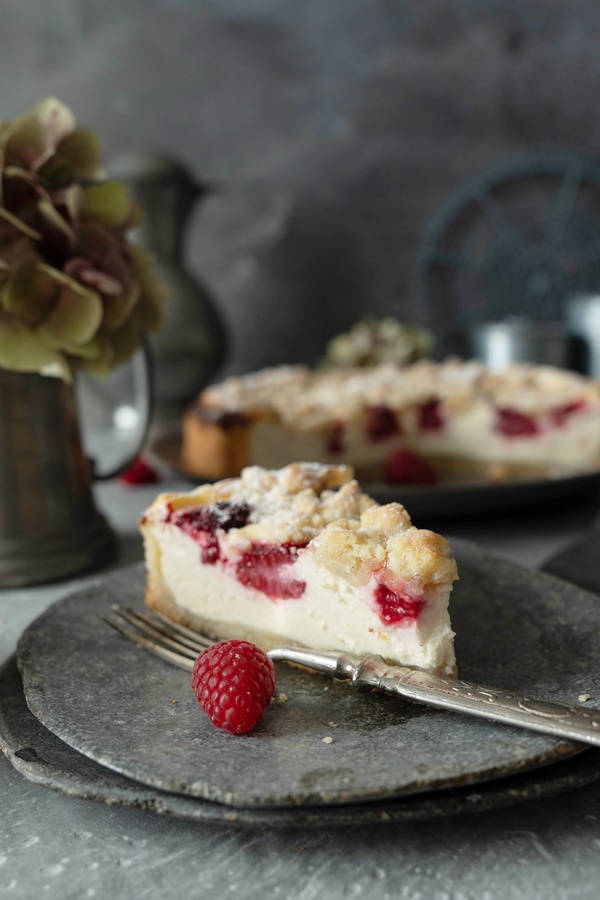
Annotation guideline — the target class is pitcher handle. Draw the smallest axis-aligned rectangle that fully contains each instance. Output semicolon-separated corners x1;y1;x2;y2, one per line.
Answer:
76;335;154;481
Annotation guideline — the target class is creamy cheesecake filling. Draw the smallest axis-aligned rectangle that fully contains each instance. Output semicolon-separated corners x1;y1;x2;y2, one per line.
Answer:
247;394;600;481
145;520;455;674
401;399;600;472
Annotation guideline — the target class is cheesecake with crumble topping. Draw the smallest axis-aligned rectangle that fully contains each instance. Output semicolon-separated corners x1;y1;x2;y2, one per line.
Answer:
181;360;600;485
140;463;458;676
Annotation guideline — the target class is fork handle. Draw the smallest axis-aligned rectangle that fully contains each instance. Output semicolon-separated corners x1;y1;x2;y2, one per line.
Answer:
355;656;600;747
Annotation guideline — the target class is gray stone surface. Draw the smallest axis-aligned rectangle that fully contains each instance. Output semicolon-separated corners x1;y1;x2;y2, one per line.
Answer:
3;479;600;897
5;3;600;882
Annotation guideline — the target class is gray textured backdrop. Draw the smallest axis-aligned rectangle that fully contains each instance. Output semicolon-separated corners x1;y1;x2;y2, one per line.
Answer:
3;0;600;378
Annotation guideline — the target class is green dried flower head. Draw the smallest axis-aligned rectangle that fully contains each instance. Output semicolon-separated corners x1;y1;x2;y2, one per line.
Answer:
0;97;165;381
321;316;434;368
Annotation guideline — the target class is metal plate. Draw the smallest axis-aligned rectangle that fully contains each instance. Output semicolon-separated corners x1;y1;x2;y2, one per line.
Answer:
148;428;600;522
4;657;600;827
368;470;600;522
16;540;600;808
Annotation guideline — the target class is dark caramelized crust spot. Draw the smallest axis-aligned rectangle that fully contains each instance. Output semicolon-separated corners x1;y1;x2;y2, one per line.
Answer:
191;407;251;429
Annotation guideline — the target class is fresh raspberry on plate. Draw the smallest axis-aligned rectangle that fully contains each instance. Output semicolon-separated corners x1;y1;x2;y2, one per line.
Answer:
191;639;277;734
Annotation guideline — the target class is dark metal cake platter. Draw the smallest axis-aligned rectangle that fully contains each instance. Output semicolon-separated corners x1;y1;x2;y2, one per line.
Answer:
149;428;600;522
14;540;600;810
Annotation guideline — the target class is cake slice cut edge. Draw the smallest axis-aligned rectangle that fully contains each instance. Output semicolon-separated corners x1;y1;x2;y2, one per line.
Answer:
140;462;459;676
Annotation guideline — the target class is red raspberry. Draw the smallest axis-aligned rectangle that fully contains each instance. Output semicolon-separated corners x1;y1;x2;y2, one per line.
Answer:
191;640;276;734
365;404;401;442
418;399;444;431
119;455;159;485
494;407;538;437
384;448;438;485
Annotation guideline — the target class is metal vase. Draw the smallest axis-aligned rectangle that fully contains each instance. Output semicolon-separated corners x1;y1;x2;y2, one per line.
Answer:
109;153;228;421
0;369;115;587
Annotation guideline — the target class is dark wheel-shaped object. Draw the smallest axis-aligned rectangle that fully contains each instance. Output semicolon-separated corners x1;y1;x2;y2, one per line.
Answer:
416;152;600;356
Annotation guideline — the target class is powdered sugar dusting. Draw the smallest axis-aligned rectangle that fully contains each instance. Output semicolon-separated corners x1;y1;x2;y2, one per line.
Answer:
183;462;378;545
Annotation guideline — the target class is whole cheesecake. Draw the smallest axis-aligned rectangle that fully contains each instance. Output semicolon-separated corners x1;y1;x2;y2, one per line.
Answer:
180;359;600;485
140;463;458;676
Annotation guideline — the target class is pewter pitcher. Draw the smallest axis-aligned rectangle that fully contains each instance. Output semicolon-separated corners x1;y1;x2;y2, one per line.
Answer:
0;346;152;587
109;153;228;422
0;369;115;586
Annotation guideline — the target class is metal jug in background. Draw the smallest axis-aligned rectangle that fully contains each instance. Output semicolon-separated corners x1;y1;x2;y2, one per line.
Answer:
470;320;572;370
109;153;228;422
566;294;600;377
0;347;153;588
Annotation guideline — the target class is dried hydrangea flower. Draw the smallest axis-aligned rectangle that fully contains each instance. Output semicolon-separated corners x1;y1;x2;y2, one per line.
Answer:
321;316;434;369
0;97;165;381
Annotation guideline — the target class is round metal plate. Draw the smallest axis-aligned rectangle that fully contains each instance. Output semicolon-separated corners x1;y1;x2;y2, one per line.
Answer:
3;656;600;827
15;541;600;808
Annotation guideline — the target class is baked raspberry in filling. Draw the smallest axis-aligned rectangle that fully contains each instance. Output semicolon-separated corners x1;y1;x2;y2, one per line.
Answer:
371;581;425;626
494;400;589;439
365;405;401;442
235;543;307;599
167;501;251;565
326;422;346;455
418;398;444;431
167;504;307;600
167;501;251;538
494;407;538;437
548;399;587;427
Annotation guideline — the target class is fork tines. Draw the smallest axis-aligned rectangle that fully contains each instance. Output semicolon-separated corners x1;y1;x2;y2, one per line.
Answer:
104;607;215;671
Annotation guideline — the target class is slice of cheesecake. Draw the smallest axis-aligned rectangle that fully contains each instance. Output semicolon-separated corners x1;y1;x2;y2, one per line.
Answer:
140;463;458;676
180;359;600;485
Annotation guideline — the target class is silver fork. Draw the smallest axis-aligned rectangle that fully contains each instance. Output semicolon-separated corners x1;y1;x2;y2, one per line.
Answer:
104;606;600;748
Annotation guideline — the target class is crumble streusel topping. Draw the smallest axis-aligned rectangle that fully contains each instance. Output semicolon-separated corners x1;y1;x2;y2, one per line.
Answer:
146;462;457;589
196;360;600;429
